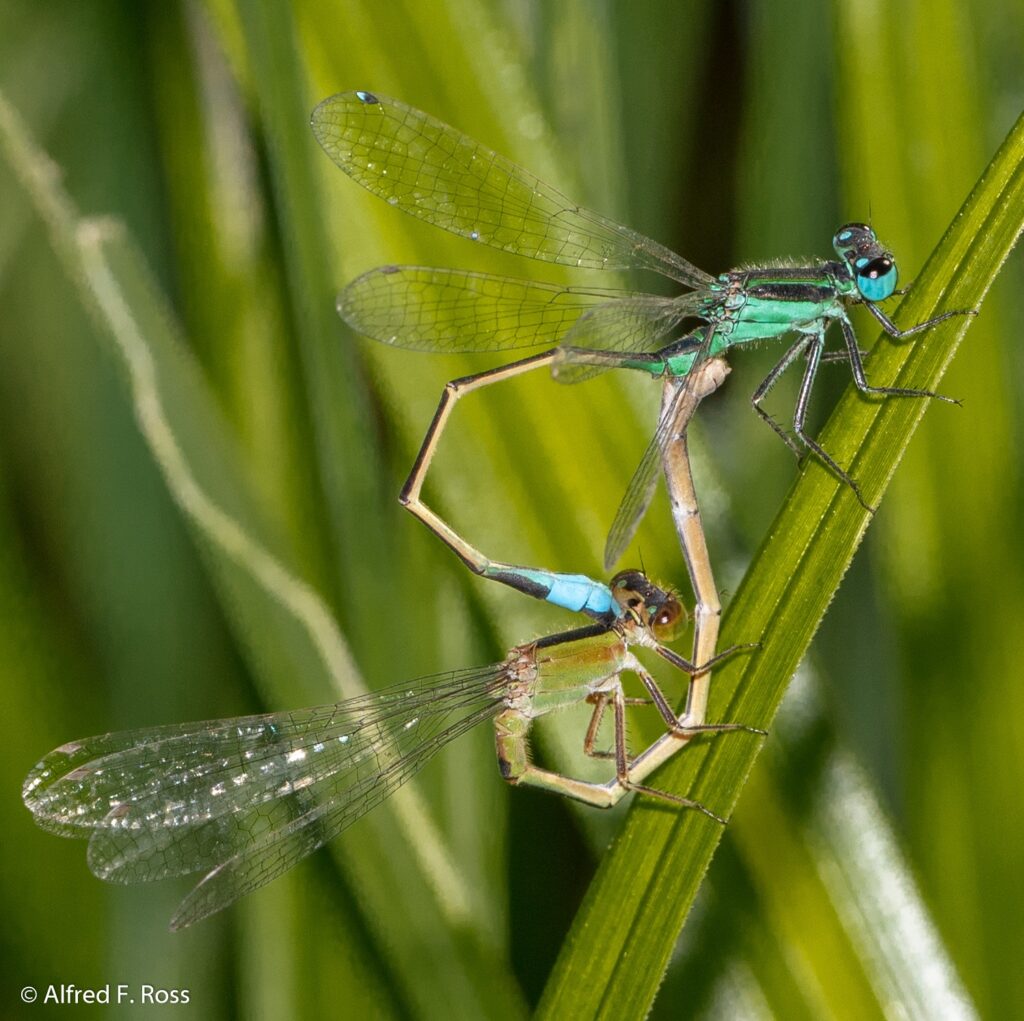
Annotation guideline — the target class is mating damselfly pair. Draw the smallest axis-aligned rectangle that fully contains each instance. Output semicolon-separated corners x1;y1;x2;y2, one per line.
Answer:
22;90;972;928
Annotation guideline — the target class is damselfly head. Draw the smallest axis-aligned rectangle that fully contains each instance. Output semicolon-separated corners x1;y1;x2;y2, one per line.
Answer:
833;222;899;302
610;570;687;641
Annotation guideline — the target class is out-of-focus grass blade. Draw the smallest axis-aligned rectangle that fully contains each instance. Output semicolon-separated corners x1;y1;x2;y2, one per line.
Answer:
232;0;386;647
0;464;110;973
836;5;1024;1017
656;672;978;1019
720;677;976;1019
538;107;1024;1019
238;868;403;1021
0;88;528;1020
800;752;976;1018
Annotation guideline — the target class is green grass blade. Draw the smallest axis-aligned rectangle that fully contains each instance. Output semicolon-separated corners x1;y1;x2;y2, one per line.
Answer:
538;107;1024;1020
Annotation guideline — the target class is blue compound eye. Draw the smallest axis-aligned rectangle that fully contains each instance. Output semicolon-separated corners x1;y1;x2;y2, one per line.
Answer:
855;256;897;301
650;593;685;641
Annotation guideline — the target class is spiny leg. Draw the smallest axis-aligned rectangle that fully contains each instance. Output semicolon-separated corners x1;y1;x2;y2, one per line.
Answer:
751;335;813;458
584;678;762;768
583;692;614;759
864;299;976;339
839;316;960;404
820;349;868;364
619;703;765;821
612;685;629;782
626;651;747;824
626;784;727;825
791;331;873;511
625;652;763;737
625;651;693;729
583;690;651;761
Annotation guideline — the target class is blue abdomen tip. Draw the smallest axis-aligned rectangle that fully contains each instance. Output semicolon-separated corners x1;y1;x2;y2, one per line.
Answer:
355;91;379;104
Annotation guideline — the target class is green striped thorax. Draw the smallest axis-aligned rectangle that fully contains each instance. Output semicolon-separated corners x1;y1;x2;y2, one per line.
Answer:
622;223;903;379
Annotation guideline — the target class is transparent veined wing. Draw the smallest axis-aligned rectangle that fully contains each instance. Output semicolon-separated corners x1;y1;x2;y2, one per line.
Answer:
311;91;715;288
339;266;623;352
551;292;708;384
604;434;663;570
603;338;724;570
168;695;501;930
23;666;507;927
341;267;703;373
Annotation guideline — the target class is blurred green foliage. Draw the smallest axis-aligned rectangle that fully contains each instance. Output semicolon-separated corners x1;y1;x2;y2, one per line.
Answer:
0;2;1021;1019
